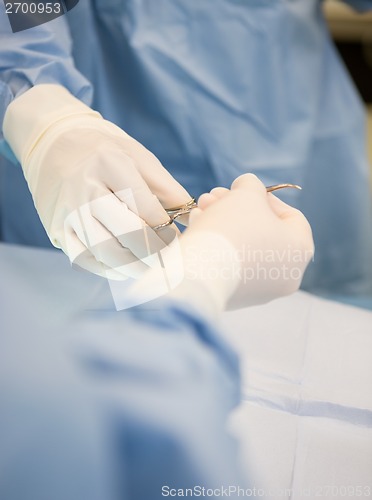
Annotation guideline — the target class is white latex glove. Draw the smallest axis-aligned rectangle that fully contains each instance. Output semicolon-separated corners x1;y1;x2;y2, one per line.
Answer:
3;84;192;280
170;174;314;312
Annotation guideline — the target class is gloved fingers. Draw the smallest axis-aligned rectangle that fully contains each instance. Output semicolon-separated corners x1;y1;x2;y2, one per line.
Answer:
267;193;304;221
230;175;310;237
64;207;151;279
198;193;217;210
230;173;273;213
232;174;307;225
171;190;224;226
268;193;313;236
210;187;230;198
72;252;131;281
125;137;192;209
231;173;267;195
188;207;204;226
102;150;178;241
198;187;230;210
106;187;179;250
267;193;314;258
63;231;130;281
85;192;179;271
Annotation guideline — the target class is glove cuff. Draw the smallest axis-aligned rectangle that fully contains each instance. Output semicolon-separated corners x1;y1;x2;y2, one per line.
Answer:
3;84;101;165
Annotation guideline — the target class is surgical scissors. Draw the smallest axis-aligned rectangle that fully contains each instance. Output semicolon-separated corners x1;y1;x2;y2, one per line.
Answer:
153;183;302;230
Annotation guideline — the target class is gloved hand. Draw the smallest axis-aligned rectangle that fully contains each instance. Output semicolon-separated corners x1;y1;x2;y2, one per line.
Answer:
171;174;314;312
3;84;192;280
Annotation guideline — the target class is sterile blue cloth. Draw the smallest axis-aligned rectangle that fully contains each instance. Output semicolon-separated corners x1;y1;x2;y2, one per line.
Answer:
223;292;372;499
0;242;242;500
1;0;372;296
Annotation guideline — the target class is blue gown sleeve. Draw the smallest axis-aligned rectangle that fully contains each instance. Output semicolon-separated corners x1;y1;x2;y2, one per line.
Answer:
0;290;243;500
103;301;243;499
0;2;92;158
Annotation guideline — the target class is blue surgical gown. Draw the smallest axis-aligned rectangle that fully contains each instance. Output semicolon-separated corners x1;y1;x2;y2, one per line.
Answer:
0;242;242;500
1;0;372;296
